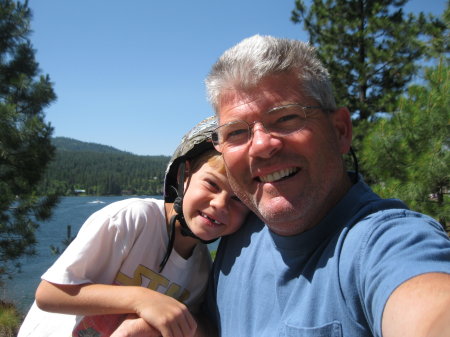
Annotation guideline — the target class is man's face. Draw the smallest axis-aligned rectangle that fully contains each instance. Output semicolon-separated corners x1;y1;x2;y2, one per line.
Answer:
217;73;352;236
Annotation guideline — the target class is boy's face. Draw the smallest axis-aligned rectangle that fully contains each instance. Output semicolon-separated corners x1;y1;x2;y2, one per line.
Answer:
182;160;249;241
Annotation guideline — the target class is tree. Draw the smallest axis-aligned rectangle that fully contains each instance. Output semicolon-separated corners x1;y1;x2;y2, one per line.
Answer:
360;60;449;230
291;0;447;122
0;0;58;281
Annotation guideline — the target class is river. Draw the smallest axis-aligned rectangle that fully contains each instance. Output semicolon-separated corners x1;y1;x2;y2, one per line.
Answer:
2;196;219;315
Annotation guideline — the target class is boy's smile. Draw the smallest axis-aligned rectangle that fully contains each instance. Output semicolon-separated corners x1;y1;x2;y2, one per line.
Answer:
182;161;249;242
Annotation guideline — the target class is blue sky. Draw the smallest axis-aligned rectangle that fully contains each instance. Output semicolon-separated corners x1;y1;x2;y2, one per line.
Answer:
28;0;446;156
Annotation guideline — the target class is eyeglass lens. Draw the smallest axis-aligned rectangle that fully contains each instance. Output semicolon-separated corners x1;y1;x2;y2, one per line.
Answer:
212;104;315;151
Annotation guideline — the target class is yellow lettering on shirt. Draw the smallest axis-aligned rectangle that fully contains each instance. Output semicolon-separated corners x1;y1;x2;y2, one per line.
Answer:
115;265;191;303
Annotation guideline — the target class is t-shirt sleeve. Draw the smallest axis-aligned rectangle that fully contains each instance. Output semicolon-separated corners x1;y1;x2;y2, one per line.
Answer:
42;198;160;285
350;209;450;337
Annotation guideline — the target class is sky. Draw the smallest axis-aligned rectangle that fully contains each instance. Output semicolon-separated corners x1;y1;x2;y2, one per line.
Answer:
27;0;447;156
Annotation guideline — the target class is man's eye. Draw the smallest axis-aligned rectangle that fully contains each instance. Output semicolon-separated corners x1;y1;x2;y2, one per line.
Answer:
226;128;247;140
276;113;302;124
271;113;305;132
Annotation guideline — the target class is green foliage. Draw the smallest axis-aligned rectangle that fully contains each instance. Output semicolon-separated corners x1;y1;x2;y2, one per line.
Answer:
37;137;170;196
361;60;449;229
0;0;59;281
291;0;447;121
50;224;75;255
0;300;22;337
52;136;126;154
210;250;217;260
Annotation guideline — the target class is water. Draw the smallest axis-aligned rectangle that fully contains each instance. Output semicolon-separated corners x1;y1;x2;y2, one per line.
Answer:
2;196;219;314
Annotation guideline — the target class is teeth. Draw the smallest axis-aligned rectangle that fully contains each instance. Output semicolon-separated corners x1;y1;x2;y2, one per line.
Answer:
260;168;298;183
201;213;222;225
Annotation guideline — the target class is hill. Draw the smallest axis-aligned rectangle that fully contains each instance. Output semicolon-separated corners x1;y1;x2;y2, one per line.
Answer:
52;137;128;154
37;137;171;196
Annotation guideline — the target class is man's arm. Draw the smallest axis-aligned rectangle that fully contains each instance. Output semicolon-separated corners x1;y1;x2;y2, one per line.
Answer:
382;272;450;337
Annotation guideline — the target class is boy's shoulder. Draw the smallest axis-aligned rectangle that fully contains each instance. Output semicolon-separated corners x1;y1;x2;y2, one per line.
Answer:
105;197;164;212
91;198;166;226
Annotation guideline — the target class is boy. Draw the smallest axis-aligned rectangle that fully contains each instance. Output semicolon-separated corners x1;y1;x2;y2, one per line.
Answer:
18;116;248;337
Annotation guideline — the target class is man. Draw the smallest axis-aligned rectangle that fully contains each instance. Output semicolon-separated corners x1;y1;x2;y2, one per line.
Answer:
204;35;450;337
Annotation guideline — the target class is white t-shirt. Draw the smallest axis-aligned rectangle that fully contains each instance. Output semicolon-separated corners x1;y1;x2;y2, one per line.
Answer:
18;198;212;337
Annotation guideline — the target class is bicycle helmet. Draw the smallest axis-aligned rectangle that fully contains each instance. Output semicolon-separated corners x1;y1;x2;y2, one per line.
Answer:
160;116;218;271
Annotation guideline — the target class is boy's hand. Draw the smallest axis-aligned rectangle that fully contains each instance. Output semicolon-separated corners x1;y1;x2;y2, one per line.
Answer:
135;290;197;337
110;314;160;337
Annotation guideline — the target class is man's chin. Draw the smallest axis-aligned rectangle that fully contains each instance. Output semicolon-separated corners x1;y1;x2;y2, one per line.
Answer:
254;198;299;223
232;182;300;222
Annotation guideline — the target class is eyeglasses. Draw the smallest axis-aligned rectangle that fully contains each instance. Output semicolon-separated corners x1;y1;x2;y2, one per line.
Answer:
211;103;323;153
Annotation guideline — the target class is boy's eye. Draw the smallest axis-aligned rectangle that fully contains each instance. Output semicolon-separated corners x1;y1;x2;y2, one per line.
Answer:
206;180;219;191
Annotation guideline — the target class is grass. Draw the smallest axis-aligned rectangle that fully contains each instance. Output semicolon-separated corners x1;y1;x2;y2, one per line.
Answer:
0;300;22;337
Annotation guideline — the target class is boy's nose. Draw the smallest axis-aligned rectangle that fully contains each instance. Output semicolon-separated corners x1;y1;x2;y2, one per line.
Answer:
210;193;228;212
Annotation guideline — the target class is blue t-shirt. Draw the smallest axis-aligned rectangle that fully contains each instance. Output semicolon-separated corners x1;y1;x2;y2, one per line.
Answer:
207;178;450;337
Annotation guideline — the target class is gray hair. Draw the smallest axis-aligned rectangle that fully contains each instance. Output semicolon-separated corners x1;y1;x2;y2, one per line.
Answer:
205;35;336;112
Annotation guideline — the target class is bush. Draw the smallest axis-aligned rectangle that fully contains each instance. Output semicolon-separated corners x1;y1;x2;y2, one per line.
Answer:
0;300;22;337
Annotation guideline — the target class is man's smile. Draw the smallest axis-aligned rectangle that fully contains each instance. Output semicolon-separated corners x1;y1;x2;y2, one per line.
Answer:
257;167;300;183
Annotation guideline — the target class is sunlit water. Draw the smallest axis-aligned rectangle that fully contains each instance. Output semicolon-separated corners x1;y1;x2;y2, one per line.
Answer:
2;196;219;314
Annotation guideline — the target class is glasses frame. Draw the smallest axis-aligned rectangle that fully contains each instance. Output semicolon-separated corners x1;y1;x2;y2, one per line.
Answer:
211;103;323;153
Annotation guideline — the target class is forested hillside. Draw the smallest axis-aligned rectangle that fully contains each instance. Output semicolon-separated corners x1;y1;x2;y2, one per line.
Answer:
52;137;127;154
37;137;170;196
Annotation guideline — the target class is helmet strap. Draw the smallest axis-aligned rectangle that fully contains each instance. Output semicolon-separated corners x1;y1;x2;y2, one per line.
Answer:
177;161;187;198
178;207;218;244
159;208;218;273
159;214;177;272
175;160;218;245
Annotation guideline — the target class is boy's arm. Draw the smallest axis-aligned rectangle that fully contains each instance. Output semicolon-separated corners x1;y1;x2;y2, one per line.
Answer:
382;273;450;337
110;314;161;337
36;280;196;337
108;313;214;337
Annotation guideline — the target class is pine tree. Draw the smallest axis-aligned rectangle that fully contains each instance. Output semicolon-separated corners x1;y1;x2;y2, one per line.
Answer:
361;60;449;230
0;0;58;280
291;0;447;121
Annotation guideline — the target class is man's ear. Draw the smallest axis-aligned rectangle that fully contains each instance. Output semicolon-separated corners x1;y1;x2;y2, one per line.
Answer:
332;107;353;154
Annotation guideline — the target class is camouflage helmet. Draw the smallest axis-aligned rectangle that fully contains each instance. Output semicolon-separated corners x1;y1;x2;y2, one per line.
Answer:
164;116;217;203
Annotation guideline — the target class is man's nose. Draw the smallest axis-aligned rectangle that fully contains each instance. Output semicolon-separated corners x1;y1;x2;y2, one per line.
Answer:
248;123;282;158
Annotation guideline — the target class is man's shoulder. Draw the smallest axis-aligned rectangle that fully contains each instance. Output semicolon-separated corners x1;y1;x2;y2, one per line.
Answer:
350;199;441;235
340;199;449;270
